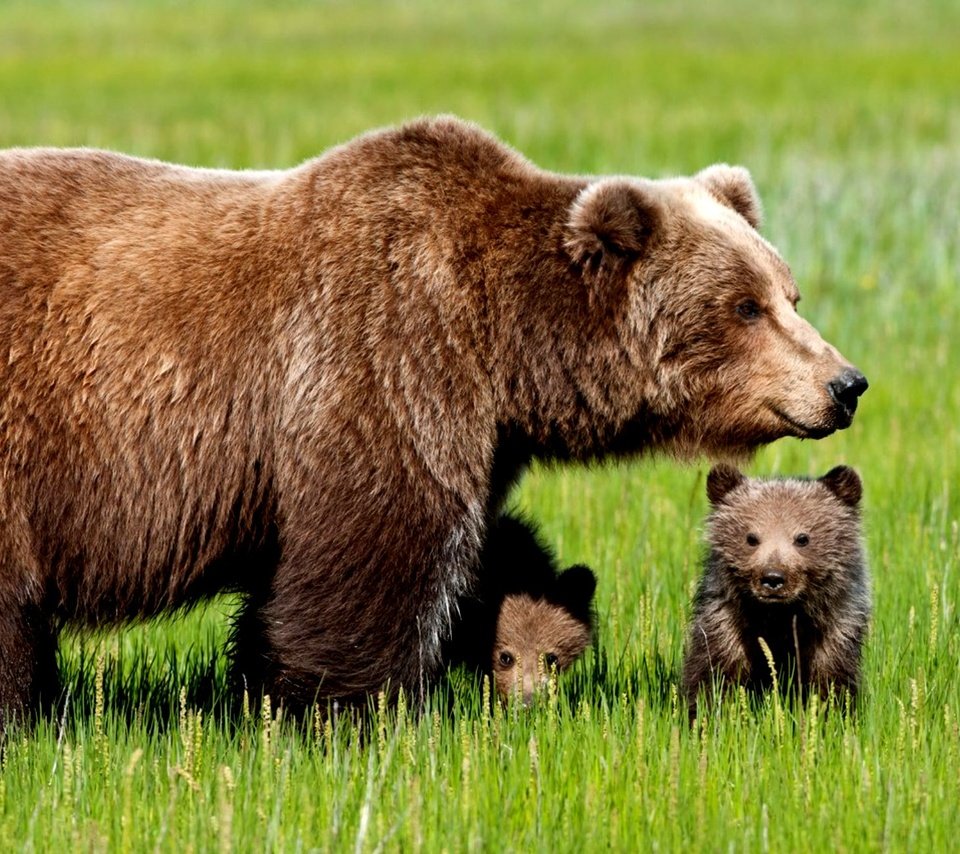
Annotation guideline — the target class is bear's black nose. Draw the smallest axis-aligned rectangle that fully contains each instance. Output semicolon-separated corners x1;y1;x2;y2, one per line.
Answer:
760;570;786;590
828;368;868;421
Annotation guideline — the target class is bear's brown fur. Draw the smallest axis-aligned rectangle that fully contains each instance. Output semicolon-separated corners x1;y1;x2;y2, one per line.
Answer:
445;514;595;704
682;465;870;717
0;116;866;725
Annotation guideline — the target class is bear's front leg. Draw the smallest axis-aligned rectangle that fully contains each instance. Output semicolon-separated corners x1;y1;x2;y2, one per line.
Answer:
231;494;484;711
681;621;719;719
806;625;865;705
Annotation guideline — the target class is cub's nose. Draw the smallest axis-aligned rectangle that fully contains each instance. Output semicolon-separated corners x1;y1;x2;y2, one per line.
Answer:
760;570;786;591
828;368;869;420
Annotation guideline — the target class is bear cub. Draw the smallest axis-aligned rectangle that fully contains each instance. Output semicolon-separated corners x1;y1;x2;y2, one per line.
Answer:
446;515;596;705
682;464;870;716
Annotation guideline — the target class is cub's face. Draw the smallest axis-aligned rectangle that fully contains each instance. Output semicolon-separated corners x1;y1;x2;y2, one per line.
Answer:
705;464;863;605
492;594;591;706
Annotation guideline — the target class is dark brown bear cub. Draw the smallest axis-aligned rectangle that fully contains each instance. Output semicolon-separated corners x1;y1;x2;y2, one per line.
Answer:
682;465;870;717
446;515;596;705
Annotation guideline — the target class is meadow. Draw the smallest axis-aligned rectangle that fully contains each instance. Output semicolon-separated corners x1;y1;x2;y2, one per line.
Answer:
1;0;958;849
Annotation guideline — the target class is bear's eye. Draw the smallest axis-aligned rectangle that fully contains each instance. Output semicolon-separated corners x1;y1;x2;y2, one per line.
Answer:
498;651;515;668
736;300;762;321
544;653;559;669
746;533;760;547
794;533;810;547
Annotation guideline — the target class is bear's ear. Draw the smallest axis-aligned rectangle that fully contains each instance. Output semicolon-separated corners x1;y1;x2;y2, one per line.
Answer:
554;564;597;615
706;464;746;505
819;465;862;508
695;164;763;230
564;179;662;273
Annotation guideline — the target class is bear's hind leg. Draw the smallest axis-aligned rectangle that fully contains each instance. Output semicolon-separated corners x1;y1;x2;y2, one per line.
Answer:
0;602;59;732
228;593;272;704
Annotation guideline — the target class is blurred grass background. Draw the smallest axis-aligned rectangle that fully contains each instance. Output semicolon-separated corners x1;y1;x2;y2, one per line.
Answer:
1;0;958;850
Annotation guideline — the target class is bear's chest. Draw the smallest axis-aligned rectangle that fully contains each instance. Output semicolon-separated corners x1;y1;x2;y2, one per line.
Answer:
740;606;821;690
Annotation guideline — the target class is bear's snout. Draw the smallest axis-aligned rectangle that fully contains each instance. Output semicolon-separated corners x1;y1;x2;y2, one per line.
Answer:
760;569;786;591
753;564;797;601
827;368;869;425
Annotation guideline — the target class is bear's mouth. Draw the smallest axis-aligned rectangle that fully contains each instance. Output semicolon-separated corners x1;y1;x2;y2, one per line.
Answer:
831;400;857;430
768;405;835;440
753;588;793;603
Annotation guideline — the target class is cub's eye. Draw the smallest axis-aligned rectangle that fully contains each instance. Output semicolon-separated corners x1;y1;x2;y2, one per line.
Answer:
794;533;810;547
746;533;760;547
736;300;762;321
498;651;515;668
544;653;559;669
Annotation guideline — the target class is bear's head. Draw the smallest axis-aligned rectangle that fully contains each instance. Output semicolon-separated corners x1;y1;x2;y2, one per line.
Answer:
491;564;595;705
558;166;867;460
704;464;864;606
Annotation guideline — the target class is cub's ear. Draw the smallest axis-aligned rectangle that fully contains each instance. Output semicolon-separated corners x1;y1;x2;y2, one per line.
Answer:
706;464;746;505
819;465;862;508
695;164;762;230
554;564;597;614
564;179;662;274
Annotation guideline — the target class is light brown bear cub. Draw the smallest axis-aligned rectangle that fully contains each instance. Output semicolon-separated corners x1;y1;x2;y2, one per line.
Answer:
447;515;595;704
682;465;870;716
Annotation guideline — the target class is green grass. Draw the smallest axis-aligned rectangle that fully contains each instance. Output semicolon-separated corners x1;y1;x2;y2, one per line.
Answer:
1;0;959;849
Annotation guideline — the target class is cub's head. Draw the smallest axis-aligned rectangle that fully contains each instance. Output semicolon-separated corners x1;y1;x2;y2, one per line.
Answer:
704;464;864;605
492;565;596;705
563;166;867;459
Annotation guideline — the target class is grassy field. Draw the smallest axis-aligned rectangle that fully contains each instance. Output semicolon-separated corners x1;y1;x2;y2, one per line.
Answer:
1;0;959;850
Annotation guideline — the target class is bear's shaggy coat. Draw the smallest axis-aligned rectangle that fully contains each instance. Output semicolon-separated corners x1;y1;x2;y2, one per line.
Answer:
0;117;866;723
682;465;870;717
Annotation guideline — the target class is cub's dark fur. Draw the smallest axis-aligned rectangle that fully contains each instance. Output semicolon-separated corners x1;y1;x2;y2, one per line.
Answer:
682;465;870;716
446;515;595;702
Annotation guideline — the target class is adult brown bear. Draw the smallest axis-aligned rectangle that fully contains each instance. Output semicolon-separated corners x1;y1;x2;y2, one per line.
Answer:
0;117;866;725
